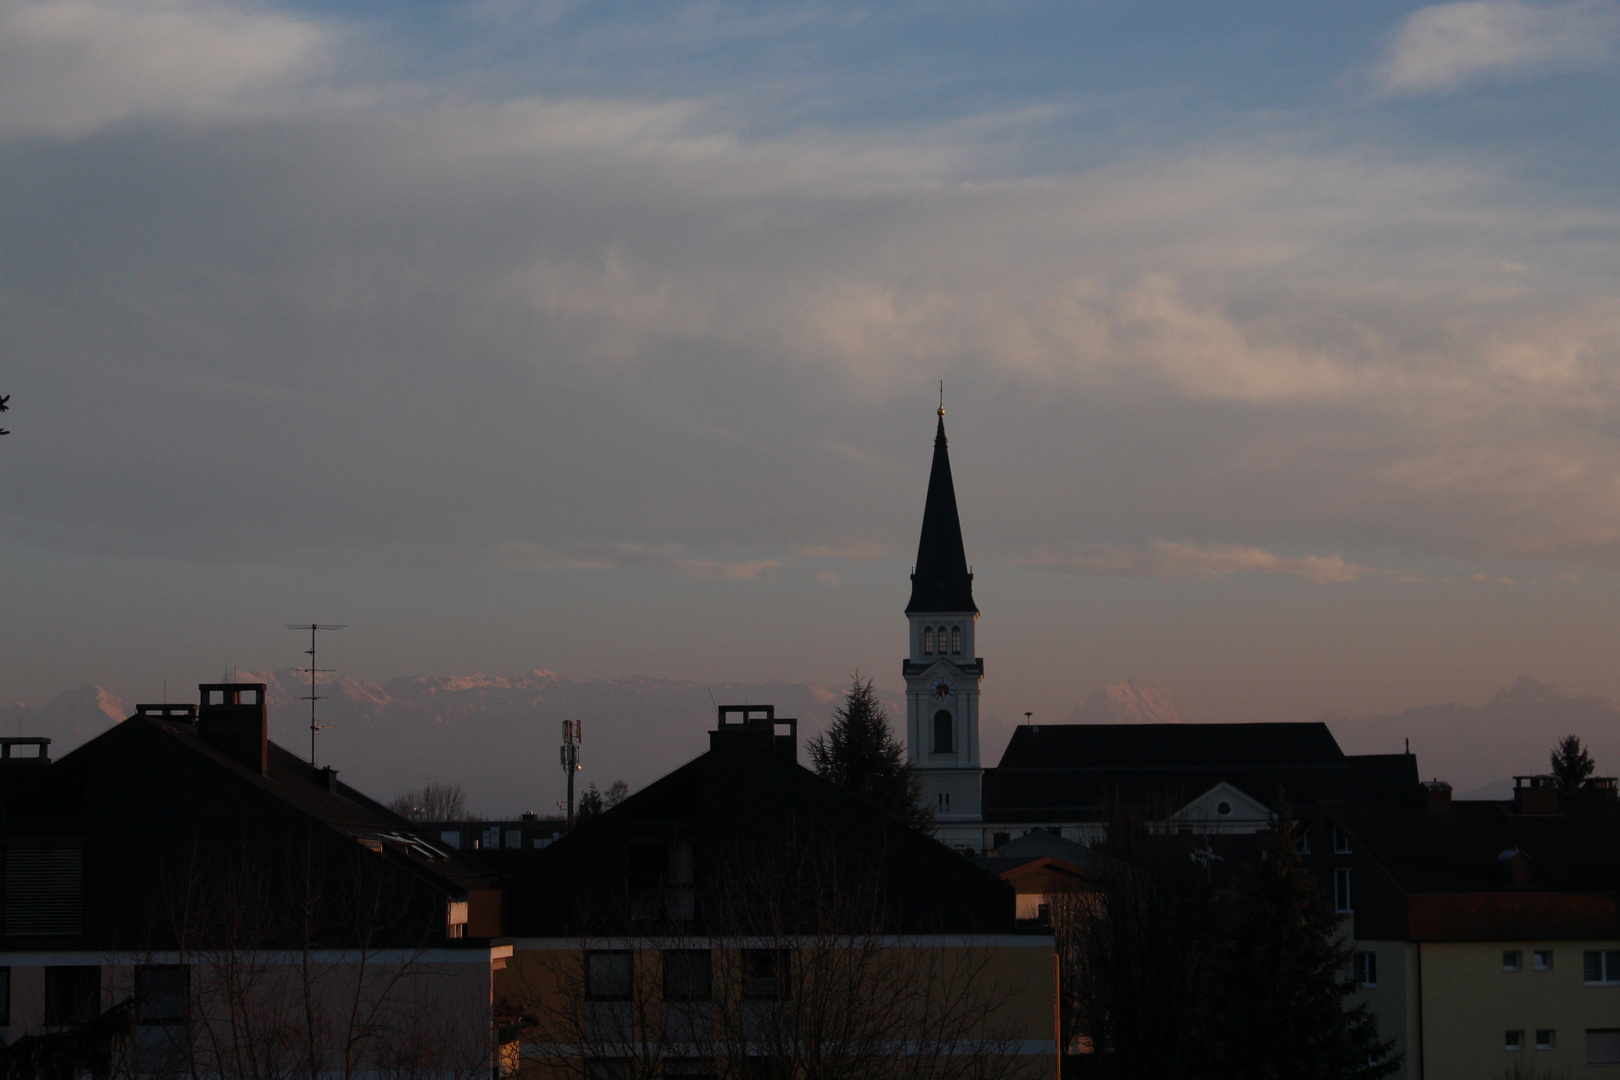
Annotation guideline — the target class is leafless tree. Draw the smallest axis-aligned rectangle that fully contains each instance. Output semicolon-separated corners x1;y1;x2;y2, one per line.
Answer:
389;782;471;822
112;829;495;1080
510;842;1042;1080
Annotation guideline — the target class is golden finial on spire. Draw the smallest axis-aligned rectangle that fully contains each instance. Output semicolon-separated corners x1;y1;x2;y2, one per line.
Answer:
938;380;945;418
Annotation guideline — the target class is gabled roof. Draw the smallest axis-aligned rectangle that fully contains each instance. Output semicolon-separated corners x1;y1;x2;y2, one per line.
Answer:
1322;798;1620;895
506;735;1017;935
906;414;977;615
22;712;493;896
996;723;1346;771
983;723;1418;823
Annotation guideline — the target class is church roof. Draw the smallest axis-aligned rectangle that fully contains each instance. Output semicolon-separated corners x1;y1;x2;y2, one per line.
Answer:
982;722;1422;823
906;413;978;614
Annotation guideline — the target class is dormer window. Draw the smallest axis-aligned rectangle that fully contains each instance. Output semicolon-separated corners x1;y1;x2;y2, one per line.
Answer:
922;627;934;655
950;626;961;654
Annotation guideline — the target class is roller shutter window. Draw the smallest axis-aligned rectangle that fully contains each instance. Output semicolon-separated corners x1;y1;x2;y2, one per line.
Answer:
1586;1030;1620;1066
4;849;84;936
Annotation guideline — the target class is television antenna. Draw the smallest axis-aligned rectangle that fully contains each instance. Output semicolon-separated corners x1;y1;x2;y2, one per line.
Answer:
287;624;345;764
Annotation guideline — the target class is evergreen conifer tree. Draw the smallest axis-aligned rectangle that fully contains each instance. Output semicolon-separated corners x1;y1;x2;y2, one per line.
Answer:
807;675;933;831
1192;799;1398;1080
1550;734;1596;795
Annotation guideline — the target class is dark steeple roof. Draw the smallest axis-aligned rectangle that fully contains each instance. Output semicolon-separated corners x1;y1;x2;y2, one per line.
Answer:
906;411;977;614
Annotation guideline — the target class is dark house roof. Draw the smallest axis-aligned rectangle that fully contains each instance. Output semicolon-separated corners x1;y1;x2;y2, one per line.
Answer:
505;734;1017;936
0;687;497;951
906;414;977;615
983;723;1420;823
1314;797;1620;941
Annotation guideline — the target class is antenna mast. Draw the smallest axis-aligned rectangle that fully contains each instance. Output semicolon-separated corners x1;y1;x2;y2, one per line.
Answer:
286;623;345;764
560;719;581;830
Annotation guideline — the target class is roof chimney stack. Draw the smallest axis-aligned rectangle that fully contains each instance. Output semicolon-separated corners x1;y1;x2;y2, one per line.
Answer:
197;683;268;775
1513;775;1558;815
1422;779;1452;811
710;705;798;761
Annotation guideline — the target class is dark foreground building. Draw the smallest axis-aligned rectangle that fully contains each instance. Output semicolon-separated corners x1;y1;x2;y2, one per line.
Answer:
497;706;1060;1080
0;684;506;1075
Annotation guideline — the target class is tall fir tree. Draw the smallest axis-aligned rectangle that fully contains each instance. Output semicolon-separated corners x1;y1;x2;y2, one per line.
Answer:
807;674;934;831
1191;798;1398;1080
1550;734;1596;795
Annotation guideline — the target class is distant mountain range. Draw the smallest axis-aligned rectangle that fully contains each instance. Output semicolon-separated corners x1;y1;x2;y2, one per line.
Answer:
1318;677;1620;799
5;673;1612;813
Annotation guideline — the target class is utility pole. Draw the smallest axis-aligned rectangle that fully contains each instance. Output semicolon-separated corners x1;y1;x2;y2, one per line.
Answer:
287;624;345;764
560;719;581;829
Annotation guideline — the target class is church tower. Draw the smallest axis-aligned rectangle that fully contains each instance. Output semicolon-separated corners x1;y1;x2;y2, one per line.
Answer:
902;404;983;824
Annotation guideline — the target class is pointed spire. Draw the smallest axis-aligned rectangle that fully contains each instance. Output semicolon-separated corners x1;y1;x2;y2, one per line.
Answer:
906;407;977;614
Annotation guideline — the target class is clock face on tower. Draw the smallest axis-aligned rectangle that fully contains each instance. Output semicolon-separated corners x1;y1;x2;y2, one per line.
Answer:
932;678;955;702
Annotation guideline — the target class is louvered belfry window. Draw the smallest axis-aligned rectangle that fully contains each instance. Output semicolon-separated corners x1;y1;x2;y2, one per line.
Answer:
4;849;85;936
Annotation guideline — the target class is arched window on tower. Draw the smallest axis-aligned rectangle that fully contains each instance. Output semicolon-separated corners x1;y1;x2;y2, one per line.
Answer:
922;627;934;655
950;626;962;654
933;710;954;754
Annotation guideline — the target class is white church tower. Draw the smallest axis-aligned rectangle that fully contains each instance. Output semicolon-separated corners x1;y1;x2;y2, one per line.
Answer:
902;403;983;830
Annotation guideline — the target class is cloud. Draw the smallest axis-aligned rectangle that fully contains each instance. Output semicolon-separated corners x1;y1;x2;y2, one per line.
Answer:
1024;541;1374;584
0;0;330;137
1382;0;1620;93
491;542;780;580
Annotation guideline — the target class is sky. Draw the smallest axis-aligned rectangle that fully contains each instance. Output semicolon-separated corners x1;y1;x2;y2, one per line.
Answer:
5;0;1620;746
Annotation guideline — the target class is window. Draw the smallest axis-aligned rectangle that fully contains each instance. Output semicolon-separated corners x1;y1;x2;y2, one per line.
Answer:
1333;868;1352;913
662;950;712;1002
742;949;790;1000
1035;902;1051;927
0;967;9;1026
135;966;187;1024
1584;950;1620;984
1332;826;1352;854
1589;1030;1620;1066
1536;1029;1555;1051
938;792;951;811
587;951;633;1001
1505;1030;1524;1052
1216;800;1232;817
937;627;948;655
44;966;100;1027
922;627;934;655
1503;950;1523;972
950;626;961;653
4;849;84;936
628;841;696;922
1533;950;1553;971
933;710;953;754
1353;952;1377;987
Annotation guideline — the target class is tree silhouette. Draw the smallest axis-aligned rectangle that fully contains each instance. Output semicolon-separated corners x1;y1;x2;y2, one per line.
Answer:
1550;734;1596;795
807;674;932;831
1191;799;1398;1080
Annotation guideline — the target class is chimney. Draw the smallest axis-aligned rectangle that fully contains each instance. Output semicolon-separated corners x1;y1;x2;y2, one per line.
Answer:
1513;775;1559;815
197;683;268;775
710;705;798;761
1422;780;1452;811
319;765;339;793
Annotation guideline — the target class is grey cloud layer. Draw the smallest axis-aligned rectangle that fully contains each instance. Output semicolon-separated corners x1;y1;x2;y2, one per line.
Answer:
5;0;1620;582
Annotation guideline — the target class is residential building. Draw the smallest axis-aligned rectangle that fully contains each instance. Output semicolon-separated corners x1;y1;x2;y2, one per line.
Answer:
0;685;507;1076
499;705;1059;1080
1311;778;1620;1079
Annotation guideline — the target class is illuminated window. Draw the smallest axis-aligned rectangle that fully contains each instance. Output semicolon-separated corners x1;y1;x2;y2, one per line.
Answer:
922;627;934;655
